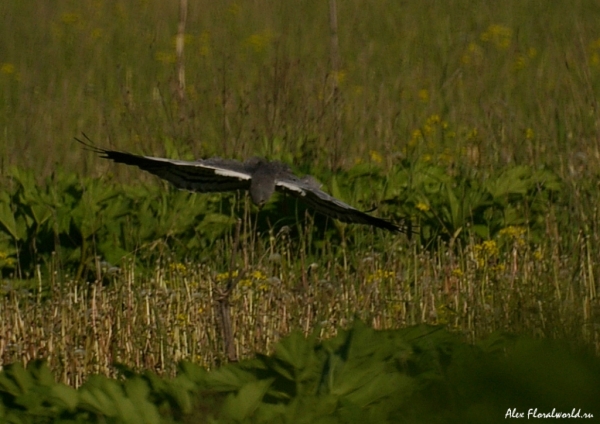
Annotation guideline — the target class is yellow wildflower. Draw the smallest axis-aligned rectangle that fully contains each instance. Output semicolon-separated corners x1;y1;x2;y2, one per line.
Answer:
416;202;430;212
0;63;15;75
169;262;187;273
60;12;81;25
480;24;512;49
216;270;239;282
461;42;483;65
246;31;273;53
176;313;187;325
426;114;441;125
369;150;383;163
525;128;535;140
155;52;177;64
251;270;267;280
451;267;464;277
333;70;347;86
366;269;395;283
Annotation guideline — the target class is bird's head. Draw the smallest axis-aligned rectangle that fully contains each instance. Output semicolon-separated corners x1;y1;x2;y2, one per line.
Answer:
250;180;275;207
249;162;278;207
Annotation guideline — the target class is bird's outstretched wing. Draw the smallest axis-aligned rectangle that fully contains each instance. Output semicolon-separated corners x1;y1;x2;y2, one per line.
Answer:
76;136;252;193
275;176;406;232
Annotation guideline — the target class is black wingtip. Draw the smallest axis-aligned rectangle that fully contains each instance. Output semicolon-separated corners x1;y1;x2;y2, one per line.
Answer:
379;216;415;237
76;133;135;164
75;133;107;156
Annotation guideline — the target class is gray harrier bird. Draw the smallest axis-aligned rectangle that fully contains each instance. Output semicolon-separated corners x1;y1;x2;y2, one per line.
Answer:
77;136;407;232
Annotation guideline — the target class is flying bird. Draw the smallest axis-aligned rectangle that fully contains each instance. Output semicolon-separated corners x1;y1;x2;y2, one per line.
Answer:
77;136;407;233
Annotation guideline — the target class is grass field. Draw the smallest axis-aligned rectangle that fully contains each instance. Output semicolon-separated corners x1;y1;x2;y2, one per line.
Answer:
1;0;600;386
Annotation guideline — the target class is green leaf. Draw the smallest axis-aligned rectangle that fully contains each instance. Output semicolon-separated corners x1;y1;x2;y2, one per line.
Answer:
124;378;161;424
50;384;79;411
165;378;194;414
204;366;256;392
274;331;313;374
0;193;20;240
9;362;34;393
223;379;273;421
78;376;119;416
0;372;21;397
178;361;208;385
444;183;461;230
329;175;344;203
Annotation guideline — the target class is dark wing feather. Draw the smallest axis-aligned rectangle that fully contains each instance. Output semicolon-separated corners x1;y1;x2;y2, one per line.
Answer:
76;137;252;193
275;176;404;232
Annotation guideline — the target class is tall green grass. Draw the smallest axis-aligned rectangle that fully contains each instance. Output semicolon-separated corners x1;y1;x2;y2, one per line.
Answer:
2;1;600;173
1;0;600;385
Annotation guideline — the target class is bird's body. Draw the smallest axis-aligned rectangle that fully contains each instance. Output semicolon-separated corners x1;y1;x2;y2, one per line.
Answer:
77;136;407;233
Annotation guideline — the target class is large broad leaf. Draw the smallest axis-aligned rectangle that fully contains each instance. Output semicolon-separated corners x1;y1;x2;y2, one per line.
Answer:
78;376;119;416
531;168;562;192
203;365;257;392
0;364;26;396
50;384;79;411
80;376;160;424
486;165;531;199
320;323;415;407
0;192;21;240
6;362;34;393
343;371;413;407
124;377;161;424
346;162;383;180
273;330;315;375
194;213;237;245
163;376;195;414
444;183;461;231
178;361;208;385
223;378;273;421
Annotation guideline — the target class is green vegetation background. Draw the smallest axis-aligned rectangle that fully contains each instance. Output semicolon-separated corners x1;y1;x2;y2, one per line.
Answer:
1;1;600;420
2;0;600;174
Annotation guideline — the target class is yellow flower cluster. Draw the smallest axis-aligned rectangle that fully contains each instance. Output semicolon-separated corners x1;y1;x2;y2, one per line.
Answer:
216;269;269;292
366;269;395;283
155;51;177;64
246;31;273;53
216;270;239;282
369;150;383;163
60;12;81;25
409;114;451;147
473;240;499;267
480;24;512;50
406;115;458;164
332;70;347;86
176;313;187;326
169;262;188;273
514;48;537;70
435;303;457;326
589;38;600;68
451;267;464;278
525;128;535;140
499;226;526;247
462;24;517;65
198;31;211;57
0;251;15;267
461;42;484;65
1;63;16;75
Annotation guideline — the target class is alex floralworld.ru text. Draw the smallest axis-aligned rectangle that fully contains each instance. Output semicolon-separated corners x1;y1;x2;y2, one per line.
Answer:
506;408;592;419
